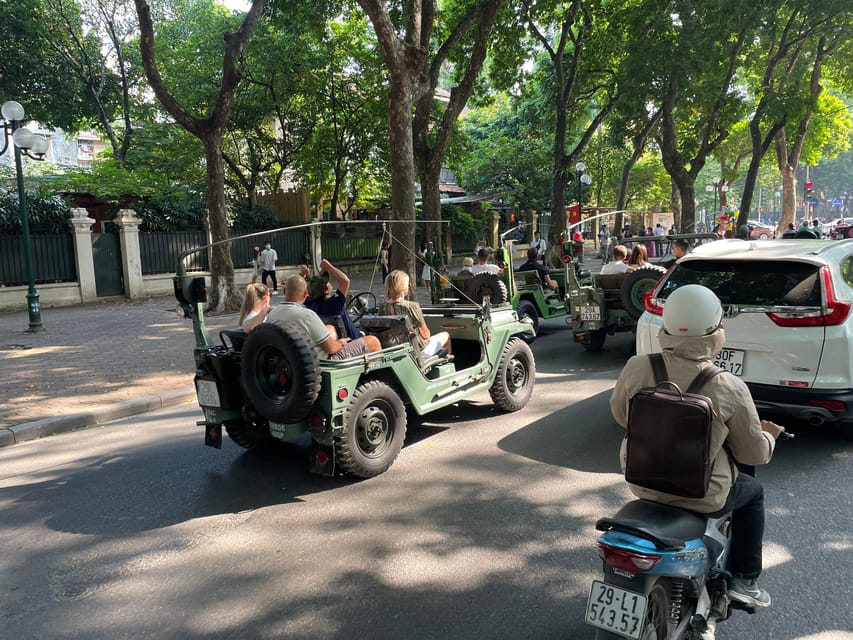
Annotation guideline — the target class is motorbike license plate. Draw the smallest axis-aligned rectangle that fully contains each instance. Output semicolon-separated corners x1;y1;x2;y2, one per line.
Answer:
585;580;647;639
581;305;601;321
713;348;744;376
195;379;221;408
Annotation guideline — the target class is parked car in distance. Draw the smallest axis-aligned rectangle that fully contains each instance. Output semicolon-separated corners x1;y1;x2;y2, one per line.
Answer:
746;220;775;240
636;238;853;436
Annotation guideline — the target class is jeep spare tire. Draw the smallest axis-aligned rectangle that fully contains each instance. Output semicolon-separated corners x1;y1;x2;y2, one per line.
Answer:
466;272;508;304
620;266;666;320
241;322;321;423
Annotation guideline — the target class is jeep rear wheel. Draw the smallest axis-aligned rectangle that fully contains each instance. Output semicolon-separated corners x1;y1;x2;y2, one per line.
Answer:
224;419;279;451
620;266;666;320
582;328;607;351
241;322;322;424
489;338;535;412
336;380;407;478
516;299;539;341
466;273;508;304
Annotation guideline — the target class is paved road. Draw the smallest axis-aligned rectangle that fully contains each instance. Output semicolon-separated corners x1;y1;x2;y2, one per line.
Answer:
1;320;851;639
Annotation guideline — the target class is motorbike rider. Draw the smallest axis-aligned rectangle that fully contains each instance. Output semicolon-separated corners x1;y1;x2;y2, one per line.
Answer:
609;284;785;608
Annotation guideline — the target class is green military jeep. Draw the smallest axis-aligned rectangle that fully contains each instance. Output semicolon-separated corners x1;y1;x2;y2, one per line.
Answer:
566;233;719;351
429;232;571;338
175;269;535;479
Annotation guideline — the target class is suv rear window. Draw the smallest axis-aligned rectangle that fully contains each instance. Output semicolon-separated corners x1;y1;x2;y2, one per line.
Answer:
660;260;822;307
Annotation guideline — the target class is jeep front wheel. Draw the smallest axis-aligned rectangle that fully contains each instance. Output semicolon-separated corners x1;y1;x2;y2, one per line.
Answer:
336;381;407;477
489;338;535;412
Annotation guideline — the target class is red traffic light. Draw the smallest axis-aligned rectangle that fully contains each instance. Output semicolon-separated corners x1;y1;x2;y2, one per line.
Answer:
805;181;813;190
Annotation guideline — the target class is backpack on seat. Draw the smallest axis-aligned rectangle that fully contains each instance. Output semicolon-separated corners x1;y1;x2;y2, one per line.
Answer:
625;353;723;499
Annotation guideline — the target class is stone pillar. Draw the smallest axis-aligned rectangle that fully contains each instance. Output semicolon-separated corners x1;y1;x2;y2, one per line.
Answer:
115;208;144;299
69;208;97;303
309;217;323;270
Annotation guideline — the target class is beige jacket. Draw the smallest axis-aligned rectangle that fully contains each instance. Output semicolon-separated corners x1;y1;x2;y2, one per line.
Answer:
610;328;775;513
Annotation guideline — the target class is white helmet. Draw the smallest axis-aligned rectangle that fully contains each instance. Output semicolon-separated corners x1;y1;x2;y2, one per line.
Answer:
662;285;723;337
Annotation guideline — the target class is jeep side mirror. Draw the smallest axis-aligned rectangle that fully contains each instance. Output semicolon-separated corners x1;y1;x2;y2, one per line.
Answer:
174;276;207;318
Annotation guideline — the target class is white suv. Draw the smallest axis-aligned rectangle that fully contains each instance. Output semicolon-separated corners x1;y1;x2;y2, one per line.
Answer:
636;238;853;431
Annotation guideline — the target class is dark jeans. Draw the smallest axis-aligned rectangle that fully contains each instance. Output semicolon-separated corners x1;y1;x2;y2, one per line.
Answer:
262;269;278;291
707;473;765;579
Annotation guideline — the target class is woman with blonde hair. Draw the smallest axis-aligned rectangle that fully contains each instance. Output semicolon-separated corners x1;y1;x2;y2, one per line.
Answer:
239;283;271;332
381;270;450;356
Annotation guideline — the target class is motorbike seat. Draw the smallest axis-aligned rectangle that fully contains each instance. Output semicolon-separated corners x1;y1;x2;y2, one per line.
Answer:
595;500;708;550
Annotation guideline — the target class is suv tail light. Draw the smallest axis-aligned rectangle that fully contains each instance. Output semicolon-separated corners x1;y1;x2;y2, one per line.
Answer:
644;292;664;316
767;266;851;327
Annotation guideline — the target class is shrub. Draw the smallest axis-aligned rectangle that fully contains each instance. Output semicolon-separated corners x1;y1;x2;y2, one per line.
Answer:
0;191;71;234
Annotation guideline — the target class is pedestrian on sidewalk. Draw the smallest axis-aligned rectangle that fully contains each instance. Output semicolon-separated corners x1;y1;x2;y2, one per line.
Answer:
250;246;261;284
260;241;279;294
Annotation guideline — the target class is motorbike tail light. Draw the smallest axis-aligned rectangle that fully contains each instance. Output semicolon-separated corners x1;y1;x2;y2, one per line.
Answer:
597;542;660;573
767;267;851;327
644;293;664;316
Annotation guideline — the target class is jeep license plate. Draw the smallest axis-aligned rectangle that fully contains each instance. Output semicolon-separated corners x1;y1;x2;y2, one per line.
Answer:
585;580;647;639
713;348;744;376
195;379;221;408
581;305;601;321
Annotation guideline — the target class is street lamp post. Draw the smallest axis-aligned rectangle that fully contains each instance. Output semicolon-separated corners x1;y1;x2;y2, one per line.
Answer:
575;161;592;209
1;100;48;331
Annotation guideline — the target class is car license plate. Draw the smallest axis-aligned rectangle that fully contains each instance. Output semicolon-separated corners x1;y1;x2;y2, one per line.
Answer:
581;305;601;321
585;580;647;639
713;348;744;376
195;379;221;408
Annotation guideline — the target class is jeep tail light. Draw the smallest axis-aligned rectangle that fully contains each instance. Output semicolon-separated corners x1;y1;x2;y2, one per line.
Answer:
644;292;664;316
767;267;851;327
597;542;660;572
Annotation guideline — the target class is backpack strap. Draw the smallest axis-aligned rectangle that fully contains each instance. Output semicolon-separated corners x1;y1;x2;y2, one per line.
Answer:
648;353;667;384
686;364;724;394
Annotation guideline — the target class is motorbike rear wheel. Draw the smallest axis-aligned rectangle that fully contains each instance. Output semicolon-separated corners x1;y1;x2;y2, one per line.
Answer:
594;577;674;640
641;579;672;640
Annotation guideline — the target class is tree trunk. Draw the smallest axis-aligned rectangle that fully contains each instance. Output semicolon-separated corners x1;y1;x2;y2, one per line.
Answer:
670;178;681;231
387;78;417;280
202;132;240;312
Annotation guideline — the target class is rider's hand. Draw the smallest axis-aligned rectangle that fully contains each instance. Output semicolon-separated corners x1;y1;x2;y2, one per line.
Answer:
760;419;785;440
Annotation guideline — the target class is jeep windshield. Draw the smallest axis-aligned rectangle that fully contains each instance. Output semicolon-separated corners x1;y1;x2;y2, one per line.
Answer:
658;260;822;308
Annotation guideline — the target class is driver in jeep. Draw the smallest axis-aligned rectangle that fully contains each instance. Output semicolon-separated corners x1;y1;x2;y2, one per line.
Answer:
267;275;381;360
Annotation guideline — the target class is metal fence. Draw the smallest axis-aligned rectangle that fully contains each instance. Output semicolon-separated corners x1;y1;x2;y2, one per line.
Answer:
140;230;208;275
0;234;76;286
139;228;311;275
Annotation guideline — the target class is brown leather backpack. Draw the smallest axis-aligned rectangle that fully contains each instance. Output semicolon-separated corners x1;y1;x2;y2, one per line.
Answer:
625;353;723;499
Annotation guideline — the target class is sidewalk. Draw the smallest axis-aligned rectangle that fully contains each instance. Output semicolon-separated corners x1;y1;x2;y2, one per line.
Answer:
0;272;393;447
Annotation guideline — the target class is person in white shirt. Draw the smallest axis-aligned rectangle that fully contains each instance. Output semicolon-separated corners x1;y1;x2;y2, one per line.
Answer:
529;231;547;263
599;245;630;274
470;247;503;275
259;241;279;294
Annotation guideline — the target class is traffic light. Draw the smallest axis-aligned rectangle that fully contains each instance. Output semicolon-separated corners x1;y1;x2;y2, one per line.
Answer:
805;181;814;197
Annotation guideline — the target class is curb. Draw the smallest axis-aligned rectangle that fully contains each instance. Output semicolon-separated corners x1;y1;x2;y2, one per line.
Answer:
0;388;198;448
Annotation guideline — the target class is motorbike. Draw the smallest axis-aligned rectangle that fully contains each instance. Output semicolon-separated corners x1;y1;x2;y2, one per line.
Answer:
585;434;792;640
